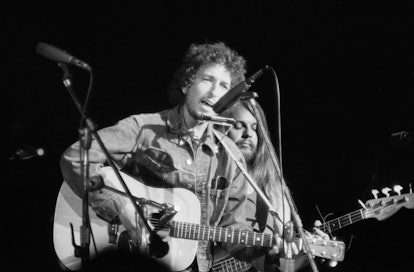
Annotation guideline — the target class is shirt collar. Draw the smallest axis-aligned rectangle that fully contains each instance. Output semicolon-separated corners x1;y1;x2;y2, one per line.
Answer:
166;105;218;154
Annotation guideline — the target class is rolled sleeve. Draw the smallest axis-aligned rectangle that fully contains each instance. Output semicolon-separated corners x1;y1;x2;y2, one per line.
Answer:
59;115;142;222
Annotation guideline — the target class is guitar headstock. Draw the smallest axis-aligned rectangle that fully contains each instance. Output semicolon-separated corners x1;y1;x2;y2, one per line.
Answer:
303;238;345;262
363;184;414;221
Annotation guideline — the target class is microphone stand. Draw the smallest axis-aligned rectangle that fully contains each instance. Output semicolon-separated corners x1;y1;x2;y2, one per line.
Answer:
79;126;92;269
248;98;319;272
58;63;153;270
280;222;295;272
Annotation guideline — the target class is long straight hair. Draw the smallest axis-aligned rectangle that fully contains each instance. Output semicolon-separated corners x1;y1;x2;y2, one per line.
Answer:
225;99;291;223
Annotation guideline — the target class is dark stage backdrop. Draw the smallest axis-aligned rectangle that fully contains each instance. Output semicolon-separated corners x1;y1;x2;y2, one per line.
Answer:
6;2;414;272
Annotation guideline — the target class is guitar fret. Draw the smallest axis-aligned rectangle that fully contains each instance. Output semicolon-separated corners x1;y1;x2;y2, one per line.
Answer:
188;223;192;239
223;258;235;272
183;222;187;239
253;232;259;247
226;261;231;271
360;208;365;219
180;222;184;238
185;222;189;239
336;217;342;230
171;221;176;237
185;222;189;238
213;257;252;272
188;222;192;239
236;259;241;270
218;227;221;242
168;220;344;263
323;208;366;233
213;226;216;240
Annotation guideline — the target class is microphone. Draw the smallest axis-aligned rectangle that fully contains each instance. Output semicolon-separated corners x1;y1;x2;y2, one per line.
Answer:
200;114;236;125
213;65;269;114
36;42;91;71
391;131;414;146
9;146;45;160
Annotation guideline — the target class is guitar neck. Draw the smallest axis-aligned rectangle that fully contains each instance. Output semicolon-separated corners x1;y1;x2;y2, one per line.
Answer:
170;221;299;247
213;257;251;272
320;208;365;233
169;220;345;262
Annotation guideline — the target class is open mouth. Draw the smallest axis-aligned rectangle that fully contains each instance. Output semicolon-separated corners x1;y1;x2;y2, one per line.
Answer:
201;100;213;107
200;100;215;110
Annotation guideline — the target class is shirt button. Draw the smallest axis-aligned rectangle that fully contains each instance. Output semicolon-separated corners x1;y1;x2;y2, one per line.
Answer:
186;183;193;189
186;158;192;165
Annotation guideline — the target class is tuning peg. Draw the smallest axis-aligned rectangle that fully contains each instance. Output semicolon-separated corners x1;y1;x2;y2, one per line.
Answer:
371;189;379;199
328;260;338;267
358;199;367;209
393;185;403;195
381;187;392;197
314;220;322;227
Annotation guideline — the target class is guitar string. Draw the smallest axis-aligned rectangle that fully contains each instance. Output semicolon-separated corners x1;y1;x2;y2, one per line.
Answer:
322;199;400;232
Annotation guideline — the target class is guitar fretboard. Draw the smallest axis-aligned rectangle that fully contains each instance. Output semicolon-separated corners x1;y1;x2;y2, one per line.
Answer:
151;219;346;262
170;221;276;247
213;257;251;272
320;209;365;233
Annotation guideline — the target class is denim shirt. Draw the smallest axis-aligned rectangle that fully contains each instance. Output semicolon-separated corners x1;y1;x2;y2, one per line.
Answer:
60;106;250;272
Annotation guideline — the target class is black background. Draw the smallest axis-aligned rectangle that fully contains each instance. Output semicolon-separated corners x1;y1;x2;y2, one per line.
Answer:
6;2;414;272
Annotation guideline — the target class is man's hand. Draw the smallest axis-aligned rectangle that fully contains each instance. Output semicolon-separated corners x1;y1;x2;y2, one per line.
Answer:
118;202;150;255
312;220;330;240
268;233;300;258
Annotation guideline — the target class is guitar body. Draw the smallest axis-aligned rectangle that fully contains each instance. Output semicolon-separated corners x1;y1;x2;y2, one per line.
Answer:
54;167;347;271
53;167;201;271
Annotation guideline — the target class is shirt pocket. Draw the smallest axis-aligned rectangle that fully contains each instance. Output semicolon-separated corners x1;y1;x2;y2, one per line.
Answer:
209;176;230;223
132;147;179;186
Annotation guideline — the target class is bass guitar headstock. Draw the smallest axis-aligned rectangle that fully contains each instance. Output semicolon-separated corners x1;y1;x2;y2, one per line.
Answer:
363;184;413;221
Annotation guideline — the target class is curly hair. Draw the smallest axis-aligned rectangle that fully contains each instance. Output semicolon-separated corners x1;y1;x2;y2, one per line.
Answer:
167;42;247;105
